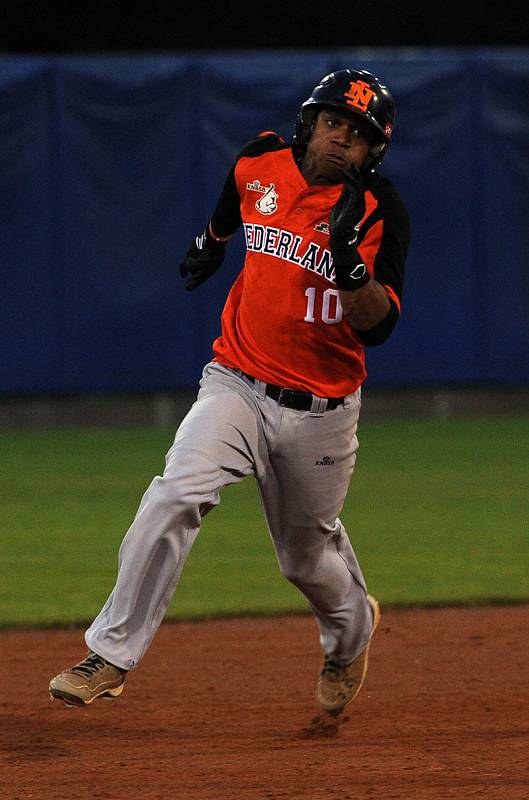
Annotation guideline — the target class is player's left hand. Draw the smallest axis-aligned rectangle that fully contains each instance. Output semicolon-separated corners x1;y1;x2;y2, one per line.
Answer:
179;228;226;290
329;167;370;291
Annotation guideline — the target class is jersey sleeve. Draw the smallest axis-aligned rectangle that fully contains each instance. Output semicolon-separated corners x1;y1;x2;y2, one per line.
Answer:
354;177;411;346
210;132;288;238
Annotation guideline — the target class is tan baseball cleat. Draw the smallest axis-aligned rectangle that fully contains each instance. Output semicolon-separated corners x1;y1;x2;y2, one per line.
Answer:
49;651;126;706
316;594;381;714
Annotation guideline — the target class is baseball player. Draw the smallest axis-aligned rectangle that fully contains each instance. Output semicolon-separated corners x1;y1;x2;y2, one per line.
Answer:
49;69;411;715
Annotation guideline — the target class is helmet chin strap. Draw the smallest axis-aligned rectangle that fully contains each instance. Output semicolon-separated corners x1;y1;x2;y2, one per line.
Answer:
361;162;381;186
360;139;387;175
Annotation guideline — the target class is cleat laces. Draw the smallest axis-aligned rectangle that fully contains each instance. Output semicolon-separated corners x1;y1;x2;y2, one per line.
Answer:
71;652;107;678
321;657;346;677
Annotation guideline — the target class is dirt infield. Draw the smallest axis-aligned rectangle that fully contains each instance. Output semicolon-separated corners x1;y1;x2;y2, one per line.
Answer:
1;605;528;800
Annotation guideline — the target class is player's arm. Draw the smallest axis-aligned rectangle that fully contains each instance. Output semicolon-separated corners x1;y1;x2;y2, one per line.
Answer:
330;170;410;345
180;133;287;291
339;279;392;331
179;166;241;291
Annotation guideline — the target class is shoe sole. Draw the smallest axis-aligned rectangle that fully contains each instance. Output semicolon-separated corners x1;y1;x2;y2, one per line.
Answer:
367;594;381;638
319;594;381;715
50;683;124;707
356;594;381;693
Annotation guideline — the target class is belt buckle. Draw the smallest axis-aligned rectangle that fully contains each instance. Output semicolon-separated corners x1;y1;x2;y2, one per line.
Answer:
277;388;297;407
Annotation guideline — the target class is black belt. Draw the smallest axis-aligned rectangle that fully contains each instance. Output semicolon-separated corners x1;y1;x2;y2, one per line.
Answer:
242;373;344;411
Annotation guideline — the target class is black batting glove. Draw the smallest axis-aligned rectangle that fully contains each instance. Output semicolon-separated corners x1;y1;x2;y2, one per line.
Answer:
179;226;227;291
329;167;370;291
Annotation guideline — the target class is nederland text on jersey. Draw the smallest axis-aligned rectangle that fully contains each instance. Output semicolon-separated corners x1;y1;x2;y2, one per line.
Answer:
243;223;337;284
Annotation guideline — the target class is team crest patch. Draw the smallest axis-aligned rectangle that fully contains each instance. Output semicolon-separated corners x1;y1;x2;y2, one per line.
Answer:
247;179;279;215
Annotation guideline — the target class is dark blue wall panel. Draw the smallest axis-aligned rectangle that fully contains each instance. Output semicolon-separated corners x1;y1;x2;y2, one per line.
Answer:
1;50;528;394
1;62;61;393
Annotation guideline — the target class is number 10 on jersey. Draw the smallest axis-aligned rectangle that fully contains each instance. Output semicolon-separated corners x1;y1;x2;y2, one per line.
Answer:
304;287;343;325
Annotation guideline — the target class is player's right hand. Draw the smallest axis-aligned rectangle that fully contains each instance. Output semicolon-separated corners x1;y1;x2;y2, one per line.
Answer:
329;167;370;292
179;227;227;291
329;166;366;253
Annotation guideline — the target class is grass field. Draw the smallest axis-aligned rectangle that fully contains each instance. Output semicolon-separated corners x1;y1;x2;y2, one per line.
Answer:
1;416;528;626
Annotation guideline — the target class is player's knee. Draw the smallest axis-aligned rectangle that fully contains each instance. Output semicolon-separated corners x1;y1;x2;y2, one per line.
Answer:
279;558;314;587
148;474;217;524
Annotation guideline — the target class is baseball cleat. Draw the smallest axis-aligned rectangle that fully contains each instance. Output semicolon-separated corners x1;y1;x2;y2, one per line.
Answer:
49;651;126;706
316;594;381;714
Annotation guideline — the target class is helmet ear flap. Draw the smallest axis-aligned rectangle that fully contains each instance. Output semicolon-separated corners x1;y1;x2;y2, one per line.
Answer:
362;140;387;174
293;107;318;152
368;140;386;161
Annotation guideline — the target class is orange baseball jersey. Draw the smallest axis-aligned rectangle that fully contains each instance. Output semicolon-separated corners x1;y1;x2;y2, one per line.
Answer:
210;133;411;397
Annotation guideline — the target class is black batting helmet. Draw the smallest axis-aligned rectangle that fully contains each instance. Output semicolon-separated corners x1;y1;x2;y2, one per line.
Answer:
293;69;396;169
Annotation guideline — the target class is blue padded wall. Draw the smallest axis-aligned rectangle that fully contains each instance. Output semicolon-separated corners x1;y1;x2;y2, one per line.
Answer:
2;50;528;393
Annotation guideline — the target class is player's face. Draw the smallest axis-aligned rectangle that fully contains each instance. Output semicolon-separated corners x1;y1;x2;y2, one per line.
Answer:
301;109;373;185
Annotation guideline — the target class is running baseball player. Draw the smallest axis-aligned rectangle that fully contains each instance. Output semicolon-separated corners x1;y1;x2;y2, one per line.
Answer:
50;69;411;715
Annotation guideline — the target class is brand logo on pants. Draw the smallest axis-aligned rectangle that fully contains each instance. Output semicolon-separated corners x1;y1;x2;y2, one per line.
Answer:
315;456;335;466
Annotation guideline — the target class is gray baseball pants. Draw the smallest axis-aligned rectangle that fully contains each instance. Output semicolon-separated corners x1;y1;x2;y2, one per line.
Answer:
86;362;374;671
